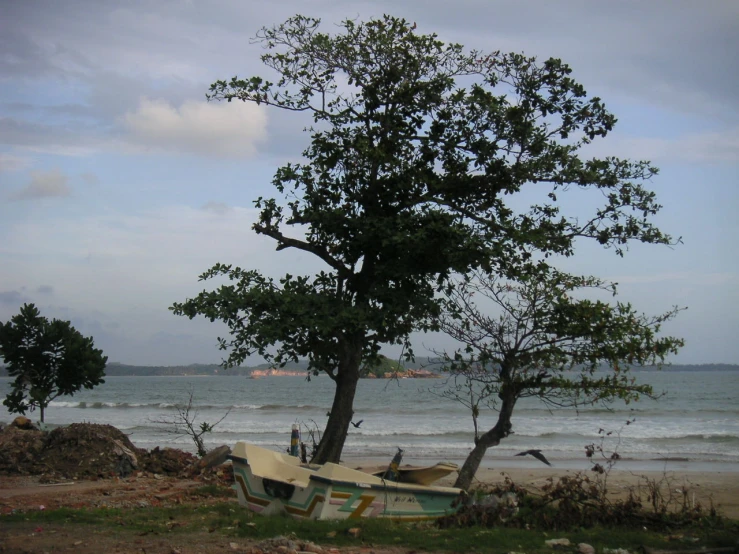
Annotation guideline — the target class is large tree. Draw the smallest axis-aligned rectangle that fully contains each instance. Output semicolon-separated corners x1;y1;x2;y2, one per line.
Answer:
436;269;683;490
0;304;107;423
172;15;675;463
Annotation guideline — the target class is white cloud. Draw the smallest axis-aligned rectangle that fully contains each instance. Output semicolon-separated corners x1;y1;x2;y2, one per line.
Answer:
0;204;325;314
9;168;71;201
0;203;330;363
123;98;268;158
0;153;30;172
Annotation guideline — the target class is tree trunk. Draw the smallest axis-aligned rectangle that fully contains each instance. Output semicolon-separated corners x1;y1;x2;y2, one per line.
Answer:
311;340;363;464
454;391;517;490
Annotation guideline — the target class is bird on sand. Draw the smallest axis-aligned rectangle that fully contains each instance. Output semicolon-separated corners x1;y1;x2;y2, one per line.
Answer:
515;449;552;466
351;420;364;428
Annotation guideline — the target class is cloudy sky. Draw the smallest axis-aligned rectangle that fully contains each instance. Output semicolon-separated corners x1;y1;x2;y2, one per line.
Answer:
1;0;737;366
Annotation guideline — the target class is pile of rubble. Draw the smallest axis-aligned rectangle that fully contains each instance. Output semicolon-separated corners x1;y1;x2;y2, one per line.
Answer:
0;417;227;480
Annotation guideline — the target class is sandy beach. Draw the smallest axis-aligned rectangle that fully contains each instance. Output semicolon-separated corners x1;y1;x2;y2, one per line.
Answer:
351;461;739;520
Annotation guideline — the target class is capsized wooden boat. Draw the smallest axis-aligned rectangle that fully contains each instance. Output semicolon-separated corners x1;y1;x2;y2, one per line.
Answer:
228;442;464;520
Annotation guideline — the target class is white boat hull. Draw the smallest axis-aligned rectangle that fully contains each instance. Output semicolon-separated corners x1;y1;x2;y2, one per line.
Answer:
229;443;463;520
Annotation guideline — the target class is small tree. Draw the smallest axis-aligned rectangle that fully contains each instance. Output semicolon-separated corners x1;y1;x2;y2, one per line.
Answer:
437;269;684;490
150;387;231;457
173;14;676;464
0;303;107;423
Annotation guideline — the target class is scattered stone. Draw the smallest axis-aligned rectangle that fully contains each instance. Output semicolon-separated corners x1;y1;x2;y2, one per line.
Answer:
11;416;37;430
578;543;595;554
299;542;323;553
603;549;631;554
545;538;571;548
347;527;362;538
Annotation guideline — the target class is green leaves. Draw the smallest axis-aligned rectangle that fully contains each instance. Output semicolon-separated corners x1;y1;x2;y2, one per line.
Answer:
0;304;107;422
176;15;679;461
439;268;684;409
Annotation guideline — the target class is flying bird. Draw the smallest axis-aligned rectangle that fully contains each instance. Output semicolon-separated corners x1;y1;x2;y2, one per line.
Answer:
351;420;364;428
515;449;552;466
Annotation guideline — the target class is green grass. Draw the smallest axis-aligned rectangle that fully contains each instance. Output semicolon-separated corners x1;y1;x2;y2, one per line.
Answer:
3;505;737;553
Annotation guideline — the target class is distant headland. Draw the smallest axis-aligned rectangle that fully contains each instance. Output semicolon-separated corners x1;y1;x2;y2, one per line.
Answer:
45;355;445;378
0;360;736;378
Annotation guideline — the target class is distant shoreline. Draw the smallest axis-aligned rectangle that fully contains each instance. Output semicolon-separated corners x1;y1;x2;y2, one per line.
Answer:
1;362;738;378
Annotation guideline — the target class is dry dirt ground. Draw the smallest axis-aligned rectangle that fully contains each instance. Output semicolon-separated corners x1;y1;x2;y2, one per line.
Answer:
0;475;420;554
0;421;414;554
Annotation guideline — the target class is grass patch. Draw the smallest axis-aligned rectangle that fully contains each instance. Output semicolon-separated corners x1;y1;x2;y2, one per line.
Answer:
3;504;738;553
190;484;237;498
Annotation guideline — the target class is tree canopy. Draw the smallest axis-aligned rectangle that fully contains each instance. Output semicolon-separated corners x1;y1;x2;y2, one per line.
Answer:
435;269;683;489
172;14;676;463
0;303;107;423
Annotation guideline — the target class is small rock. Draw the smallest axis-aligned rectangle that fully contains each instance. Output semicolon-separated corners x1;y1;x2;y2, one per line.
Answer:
545;538;571;547
603;549;631;554
300;542;323;554
578;543;595;554
73;541;83;546
230;543;240;551
11;416;37;430
347;527;362;538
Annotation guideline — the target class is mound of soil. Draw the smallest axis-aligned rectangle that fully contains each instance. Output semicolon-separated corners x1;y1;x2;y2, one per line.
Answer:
0;420;201;480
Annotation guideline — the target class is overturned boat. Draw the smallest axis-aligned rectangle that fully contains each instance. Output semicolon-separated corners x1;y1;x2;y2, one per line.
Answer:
228;442;464;520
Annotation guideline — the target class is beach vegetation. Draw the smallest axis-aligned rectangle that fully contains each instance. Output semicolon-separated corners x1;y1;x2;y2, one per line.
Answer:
172;14;677;464
435;269;683;489
440;467;731;537
4;501;737;553
0;303;107;423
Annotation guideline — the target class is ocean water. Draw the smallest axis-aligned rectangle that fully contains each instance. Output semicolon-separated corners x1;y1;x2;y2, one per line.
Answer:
1;371;738;473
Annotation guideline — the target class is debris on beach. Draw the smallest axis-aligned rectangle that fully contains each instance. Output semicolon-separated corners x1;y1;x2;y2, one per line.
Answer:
0;420;224;480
